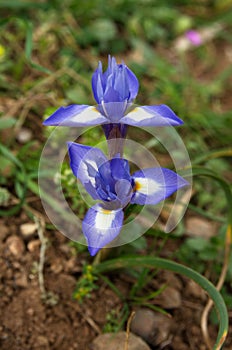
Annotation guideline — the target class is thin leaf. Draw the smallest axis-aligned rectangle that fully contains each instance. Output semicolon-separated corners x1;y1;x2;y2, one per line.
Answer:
25;21;33;60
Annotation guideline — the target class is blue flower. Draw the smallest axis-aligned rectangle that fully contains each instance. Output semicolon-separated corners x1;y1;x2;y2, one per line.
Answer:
91;56;139;121
67;142;188;256
43;56;183;131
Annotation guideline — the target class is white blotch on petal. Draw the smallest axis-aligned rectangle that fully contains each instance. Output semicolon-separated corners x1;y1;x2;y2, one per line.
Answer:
95;209;116;230
135;177;161;195
125;107;152;122
80;159;99;186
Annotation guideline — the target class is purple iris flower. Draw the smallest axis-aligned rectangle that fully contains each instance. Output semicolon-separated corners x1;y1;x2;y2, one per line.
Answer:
67;142;188;256
43;56;183;134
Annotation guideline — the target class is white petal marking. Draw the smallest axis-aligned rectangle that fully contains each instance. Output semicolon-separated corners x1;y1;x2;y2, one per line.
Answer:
71;106;106;125
135;177;161;195
81;162;96;186
87;159;100;171
124;107;152;122
95;209;116;230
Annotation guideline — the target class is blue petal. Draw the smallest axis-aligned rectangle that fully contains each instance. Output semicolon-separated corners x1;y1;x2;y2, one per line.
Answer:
96;158;131;190
120;105;183;127
91;56;139;107
91;62;104;104
43;105;107;127
125;66;139;101
100;101;128;121
103;87;122;103
67;142;107;199
97;160;115;190
101;56;115;92
114;65;130;101
82;204;124;256
110;158;131;182
104;56;117;85
115;179;133;207
95;158;133;207
131;168;189;205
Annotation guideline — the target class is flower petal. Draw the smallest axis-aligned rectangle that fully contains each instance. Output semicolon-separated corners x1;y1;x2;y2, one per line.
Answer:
92;62;104;104
114;65;130;101
82;204;124;256
43;105;107;127
120;105;183;126
67;142;107;199
103;87;122;103
131;168;188;205
100;101;128;121
115;179;133;207
94;158;132;207
125;66;139;101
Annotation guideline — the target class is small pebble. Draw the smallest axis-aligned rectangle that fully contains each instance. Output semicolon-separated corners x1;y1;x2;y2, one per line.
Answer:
91;331;151;350
130;308;173;346
36;335;49;348
27;239;40;252
186;280;206;300
50;262;63;274
155;286;181;308
6;235;25;257
160;271;183;290
26;308;34;316
16;127;33;144
20;223;37;239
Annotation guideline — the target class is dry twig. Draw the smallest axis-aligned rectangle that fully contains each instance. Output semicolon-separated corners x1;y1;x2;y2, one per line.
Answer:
124;311;135;350
34;216;47;295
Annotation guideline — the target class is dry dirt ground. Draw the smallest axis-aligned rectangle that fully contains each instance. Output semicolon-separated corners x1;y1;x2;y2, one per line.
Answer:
0;213;231;350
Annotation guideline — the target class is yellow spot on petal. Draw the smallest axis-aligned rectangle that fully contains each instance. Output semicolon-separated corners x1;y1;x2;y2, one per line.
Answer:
92;106;99;113
131;107;138;113
134;180;142;191
101;209;112;214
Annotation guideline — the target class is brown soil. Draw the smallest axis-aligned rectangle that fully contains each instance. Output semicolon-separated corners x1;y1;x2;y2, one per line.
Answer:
0;213;231;350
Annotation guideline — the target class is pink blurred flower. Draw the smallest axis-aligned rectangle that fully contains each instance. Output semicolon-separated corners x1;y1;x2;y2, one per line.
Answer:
185;30;202;46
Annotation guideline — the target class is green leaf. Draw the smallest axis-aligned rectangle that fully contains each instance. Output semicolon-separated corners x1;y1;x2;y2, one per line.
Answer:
0;117;16;129
129;236;147;250
185;237;209;252
25;21;33;60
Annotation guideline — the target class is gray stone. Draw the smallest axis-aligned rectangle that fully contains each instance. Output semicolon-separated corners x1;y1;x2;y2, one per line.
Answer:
130;308;173;346
91;331;151;350
155;286;181;308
